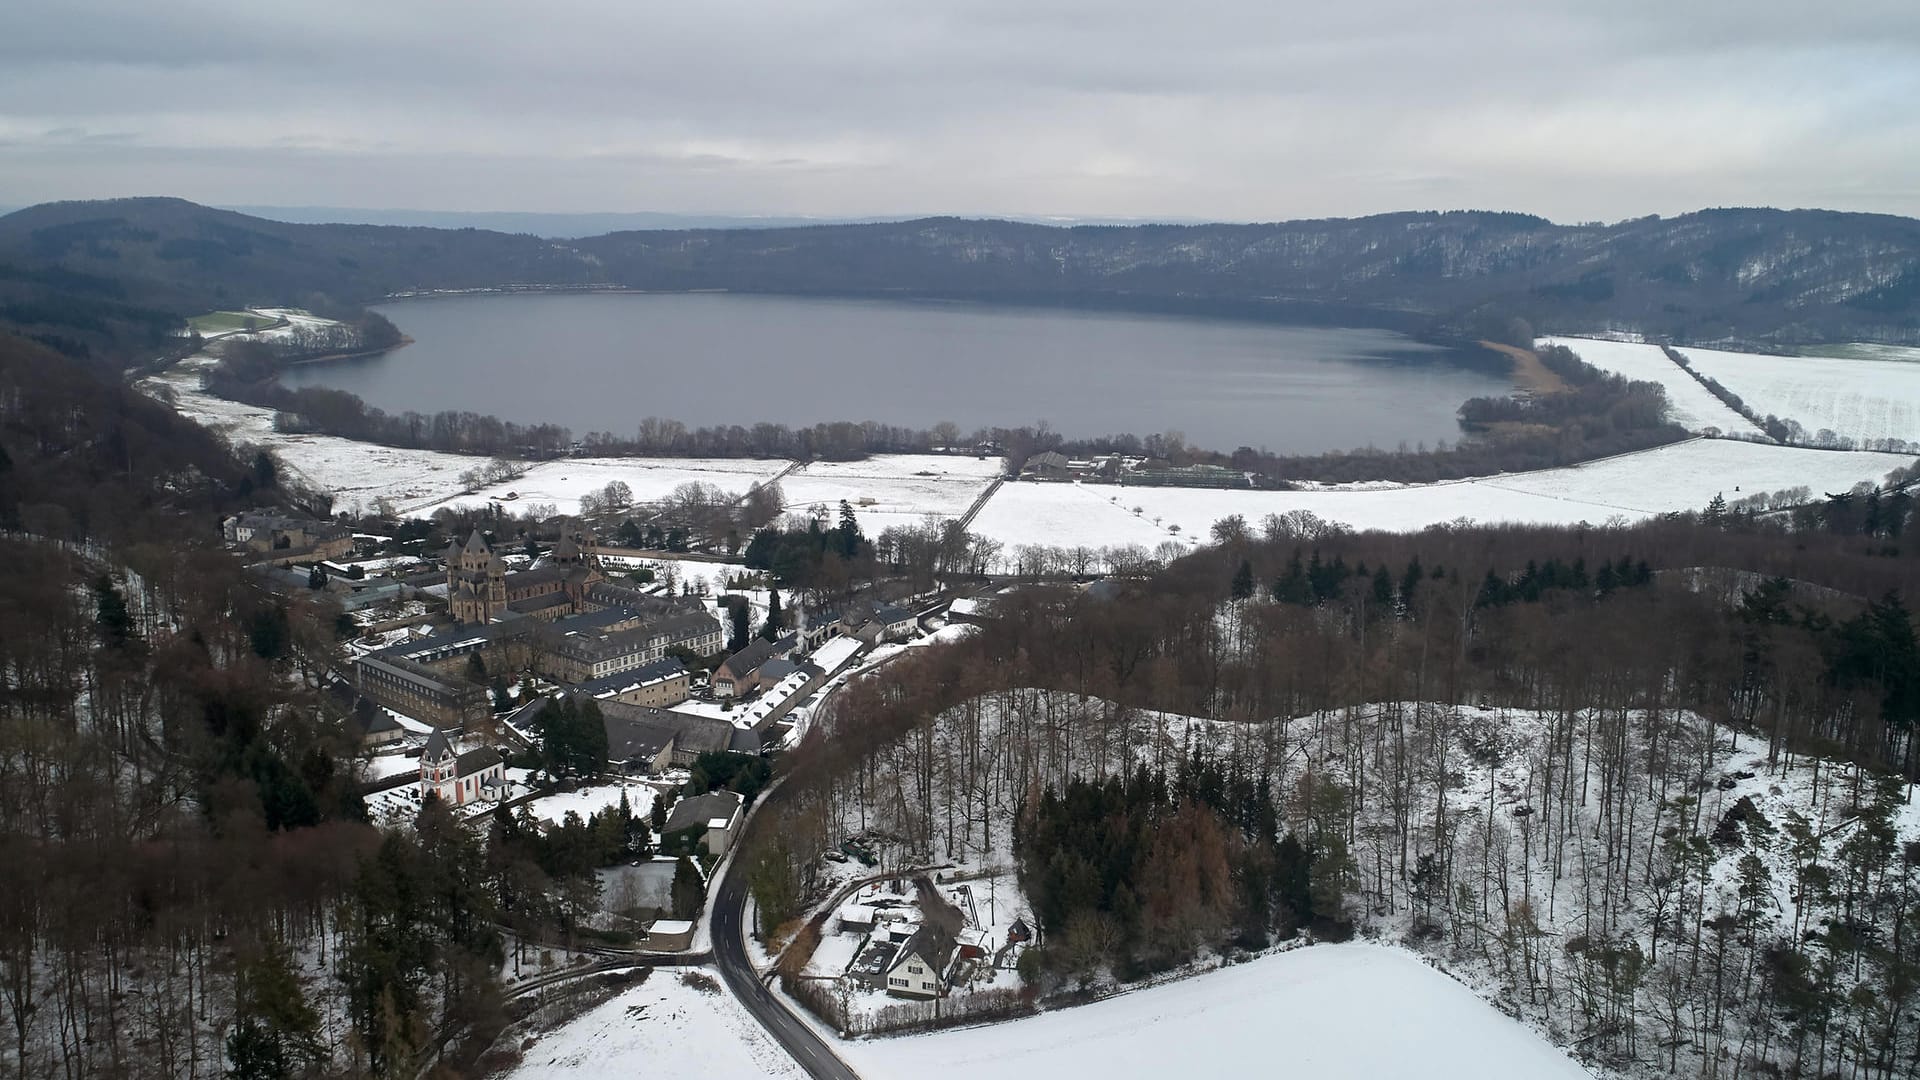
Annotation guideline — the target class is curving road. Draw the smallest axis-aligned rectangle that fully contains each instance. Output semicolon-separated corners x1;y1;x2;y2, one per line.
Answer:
710;840;862;1080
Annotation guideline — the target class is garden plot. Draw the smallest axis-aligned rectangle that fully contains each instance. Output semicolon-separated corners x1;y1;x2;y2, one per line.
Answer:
1541;336;1764;436
1676;345;1920;447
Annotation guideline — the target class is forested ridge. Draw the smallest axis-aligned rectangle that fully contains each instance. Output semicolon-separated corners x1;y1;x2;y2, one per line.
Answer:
0;328;694;1079
750;494;1920;1078
6;199;1920;368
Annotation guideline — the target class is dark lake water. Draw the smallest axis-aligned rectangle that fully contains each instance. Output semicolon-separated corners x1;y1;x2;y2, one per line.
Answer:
279;292;1514;455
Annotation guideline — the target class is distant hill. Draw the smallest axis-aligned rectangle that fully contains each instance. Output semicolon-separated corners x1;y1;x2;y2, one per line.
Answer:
2;197;1918;365
221;205;904;238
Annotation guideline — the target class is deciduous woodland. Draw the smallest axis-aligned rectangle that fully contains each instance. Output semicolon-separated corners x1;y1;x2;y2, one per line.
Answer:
751;504;1920;1078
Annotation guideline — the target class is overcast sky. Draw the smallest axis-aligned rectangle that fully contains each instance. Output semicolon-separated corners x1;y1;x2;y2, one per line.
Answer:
3;0;1918;223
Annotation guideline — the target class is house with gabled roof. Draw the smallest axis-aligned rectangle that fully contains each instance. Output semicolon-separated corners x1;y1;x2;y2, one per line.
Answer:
661;789;744;855
711;634;798;699
884;925;956;999
418;728;505;807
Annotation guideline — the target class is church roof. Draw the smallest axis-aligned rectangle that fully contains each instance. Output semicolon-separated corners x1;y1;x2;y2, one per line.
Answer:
463;530;491;555
554;534;581;559
423;727;452;761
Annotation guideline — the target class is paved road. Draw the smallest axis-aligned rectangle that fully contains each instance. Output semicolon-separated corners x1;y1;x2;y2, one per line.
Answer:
710;851;862;1080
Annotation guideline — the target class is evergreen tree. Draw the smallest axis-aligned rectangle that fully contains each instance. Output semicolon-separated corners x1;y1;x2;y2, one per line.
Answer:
760;589;785;642
92;572;135;649
670;856;706;919
307;565;328;590
1272;549;1310;605
1230;559;1255;601
836;499;863;559
227;941;323;1080
726;597;751;652
1399;555;1423;607
1371;564;1394;607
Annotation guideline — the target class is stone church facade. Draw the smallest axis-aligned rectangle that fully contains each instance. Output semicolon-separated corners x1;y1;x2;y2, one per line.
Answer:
446;531;603;624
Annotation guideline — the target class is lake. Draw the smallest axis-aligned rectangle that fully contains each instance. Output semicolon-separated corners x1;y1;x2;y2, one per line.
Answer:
279;292;1514;455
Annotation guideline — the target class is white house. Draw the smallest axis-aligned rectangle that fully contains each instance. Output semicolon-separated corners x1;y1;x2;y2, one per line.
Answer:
419;728;505;806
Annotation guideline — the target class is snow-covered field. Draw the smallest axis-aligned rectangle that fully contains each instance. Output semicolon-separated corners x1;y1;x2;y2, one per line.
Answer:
418;457;791;517
1541;337;1764;437
504;969;804;1080
144;368;489;512
776;455;1001;534
1674;345;1920;447
970;439;1912;552
838;943;1591;1080
147;361;1001;527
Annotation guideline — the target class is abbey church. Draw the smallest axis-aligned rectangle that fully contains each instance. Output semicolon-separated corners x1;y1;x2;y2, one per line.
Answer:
445;530;604;623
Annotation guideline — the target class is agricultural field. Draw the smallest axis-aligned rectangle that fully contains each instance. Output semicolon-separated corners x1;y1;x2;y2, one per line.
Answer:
142;366;490;513
776;454;1002;534
969;438;1911;557
418;457;791;517
1676;345;1920;448
837;943;1592;1080
1541;336;1764;437
186;309;283;335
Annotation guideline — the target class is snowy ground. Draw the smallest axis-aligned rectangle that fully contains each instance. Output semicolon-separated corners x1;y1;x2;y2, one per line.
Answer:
1541;337;1764;437
600;556;762;597
361;751;420;782
1674;345;1920;447
970;439;1912;554
503;969;804;1080
143;368;488;513
143;362;790;518
777;455;1002;535
837;943;1592;1080
417;457;790;517
523;779;658;827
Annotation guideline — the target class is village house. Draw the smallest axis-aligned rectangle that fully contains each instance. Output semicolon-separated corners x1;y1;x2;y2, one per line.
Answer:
347;698;407;748
853;603;918;644
643;919;695;952
883;926;956;999
224;512;356;563
1020;450;1072;479
520;695;756;773
711;634;799;699
661;789;744;855
418;729;505;807
575;657;692;708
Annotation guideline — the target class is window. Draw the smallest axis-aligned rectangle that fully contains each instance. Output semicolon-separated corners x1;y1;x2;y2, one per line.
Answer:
907;964;922;974
888;977;906;987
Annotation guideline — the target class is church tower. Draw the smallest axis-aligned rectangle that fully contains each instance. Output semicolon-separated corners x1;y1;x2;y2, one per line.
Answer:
446;530;505;623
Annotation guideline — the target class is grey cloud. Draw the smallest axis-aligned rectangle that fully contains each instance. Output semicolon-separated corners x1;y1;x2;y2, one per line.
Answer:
0;0;1915;221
